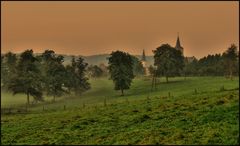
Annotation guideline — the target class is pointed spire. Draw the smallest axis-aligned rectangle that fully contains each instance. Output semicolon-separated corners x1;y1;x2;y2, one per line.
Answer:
142;49;146;61
175;33;184;55
175;33;181;48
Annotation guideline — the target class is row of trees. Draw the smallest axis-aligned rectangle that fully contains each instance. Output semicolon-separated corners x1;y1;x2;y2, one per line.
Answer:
1;50;90;104
107;44;184;95
183;44;239;79
107;44;238;95
1;44;238;99
1;49;145;101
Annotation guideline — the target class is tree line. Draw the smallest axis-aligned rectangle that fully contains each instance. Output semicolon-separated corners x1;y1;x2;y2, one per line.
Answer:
183;44;239;78
1;43;238;103
1;49;145;102
148;44;238;89
1;50;90;104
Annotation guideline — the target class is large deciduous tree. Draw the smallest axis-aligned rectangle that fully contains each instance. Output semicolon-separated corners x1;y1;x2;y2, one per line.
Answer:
7;49;43;104
41;50;67;102
74;57;91;95
153;44;184;83
108;51;134;96
64;57;77;93
64;56;90;95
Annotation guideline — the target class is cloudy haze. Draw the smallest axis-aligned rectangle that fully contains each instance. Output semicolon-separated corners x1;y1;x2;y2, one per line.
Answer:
1;1;239;58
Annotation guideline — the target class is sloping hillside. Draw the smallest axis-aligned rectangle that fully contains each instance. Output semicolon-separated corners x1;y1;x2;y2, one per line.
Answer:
1;77;239;145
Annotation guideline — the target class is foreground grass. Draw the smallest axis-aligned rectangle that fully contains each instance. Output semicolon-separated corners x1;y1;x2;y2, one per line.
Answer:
1;77;239;144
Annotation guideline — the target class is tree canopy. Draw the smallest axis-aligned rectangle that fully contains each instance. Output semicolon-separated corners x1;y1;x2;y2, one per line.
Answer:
153;44;184;82
41;50;67;101
7;49;43;104
108;51;134;96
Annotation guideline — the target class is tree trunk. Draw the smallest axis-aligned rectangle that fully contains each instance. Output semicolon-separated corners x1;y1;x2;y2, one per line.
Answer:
121;89;124;96
151;75;154;91
154;77;157;90
166;76;169;83
53;95;56;102
230;69;233;80
27;92;30;105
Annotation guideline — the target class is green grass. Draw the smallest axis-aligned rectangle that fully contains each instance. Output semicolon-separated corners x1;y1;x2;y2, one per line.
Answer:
1;92;62;108
1;76;239;145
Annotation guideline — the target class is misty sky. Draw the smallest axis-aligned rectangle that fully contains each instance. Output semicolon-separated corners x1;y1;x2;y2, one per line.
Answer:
1;1;239;58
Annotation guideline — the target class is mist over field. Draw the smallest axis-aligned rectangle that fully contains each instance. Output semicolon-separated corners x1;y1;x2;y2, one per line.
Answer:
1;1;239;145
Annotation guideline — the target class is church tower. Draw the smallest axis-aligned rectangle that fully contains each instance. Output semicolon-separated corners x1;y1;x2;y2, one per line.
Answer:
175;33;184;55
141;49;149;76
141;49;147;68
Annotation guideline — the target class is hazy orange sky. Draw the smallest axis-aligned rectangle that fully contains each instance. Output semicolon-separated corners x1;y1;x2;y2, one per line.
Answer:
1;1;239;58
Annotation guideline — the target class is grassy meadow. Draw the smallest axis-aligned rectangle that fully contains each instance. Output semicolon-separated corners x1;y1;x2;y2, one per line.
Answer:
1;76;239;145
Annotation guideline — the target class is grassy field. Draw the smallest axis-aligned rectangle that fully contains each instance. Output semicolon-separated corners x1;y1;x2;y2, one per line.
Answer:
1;76;239;145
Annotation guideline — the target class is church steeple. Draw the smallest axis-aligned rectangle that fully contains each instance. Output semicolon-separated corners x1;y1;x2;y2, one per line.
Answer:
175;33;184;54
141;49;146;61
175;33;181;48
140;49;149;75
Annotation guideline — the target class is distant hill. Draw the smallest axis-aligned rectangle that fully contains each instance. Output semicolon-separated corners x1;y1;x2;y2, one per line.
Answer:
62;54;154;66
1;53;154;66
2;52;195;66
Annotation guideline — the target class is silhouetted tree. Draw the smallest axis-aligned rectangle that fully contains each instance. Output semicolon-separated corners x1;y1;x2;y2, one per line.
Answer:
7;49;43;104
74;57;90;95
108;51;134;96
41;50;67;102
64;57;77;93
64;56;90;95
153;44;184;83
